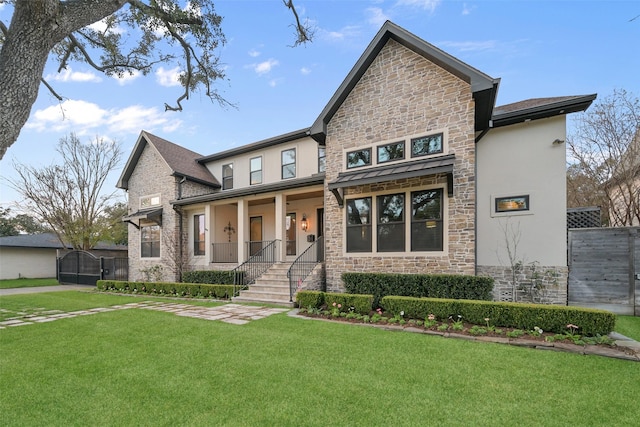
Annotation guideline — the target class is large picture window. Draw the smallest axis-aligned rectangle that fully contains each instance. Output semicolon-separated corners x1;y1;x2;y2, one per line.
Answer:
282;148;296;179
346;197;372;252
250;156;262;185
222;164;233;190
377;194;405;252
411;189;443;251
411;133;443;157
141;224;160;258
193;214;205;256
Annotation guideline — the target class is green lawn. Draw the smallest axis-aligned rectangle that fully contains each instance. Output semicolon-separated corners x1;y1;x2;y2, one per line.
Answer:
616;315;640;341
0;277;59;289
1;292;639;426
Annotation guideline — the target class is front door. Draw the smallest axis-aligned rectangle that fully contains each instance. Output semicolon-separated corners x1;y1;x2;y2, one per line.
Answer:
286;213;296;256
249;216;262;256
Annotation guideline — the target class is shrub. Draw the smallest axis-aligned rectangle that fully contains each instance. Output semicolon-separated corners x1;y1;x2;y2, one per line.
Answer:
182;270;238;284
295;291;374;315
97;280;237;299
296;291;324;309
380;296;616;335
342;272;493;307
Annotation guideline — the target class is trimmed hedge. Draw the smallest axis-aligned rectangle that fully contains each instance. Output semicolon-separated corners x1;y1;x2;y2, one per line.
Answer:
381;296;616;336
296;291;374;315
182;270;239;284
342;272;494;307
97;280;239;299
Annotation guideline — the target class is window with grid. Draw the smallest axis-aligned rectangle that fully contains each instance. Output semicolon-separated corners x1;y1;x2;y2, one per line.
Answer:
141;224;160;258
250;156;262;185
282;148;296;179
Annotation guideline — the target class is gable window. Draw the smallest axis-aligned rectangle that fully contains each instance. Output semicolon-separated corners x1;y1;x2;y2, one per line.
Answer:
411;133;443;157
250;156;262;185
346;197;372;252
377;193;405;252
140;194;161;209
222;164;233;190
346;148;371;169
193;214;205;256
282;148;296;179
411;189;443;251
141;224;160;258
377;142;405;163
318;147;326;173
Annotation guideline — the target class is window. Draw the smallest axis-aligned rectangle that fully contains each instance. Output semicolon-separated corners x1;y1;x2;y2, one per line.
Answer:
411;189;443;251
346;197;372;252
411;133;443;157
140;194;160;209
250;156;262;185
193;214;205;256
318;147;326;173
495;195;529;213
282;148;296;179
222;164;233;190
377;194;405;252
346;148;371;169
377;142;405;163
141;224;160;257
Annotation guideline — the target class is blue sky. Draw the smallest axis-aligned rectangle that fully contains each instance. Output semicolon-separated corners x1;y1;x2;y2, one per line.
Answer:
1;0;639;208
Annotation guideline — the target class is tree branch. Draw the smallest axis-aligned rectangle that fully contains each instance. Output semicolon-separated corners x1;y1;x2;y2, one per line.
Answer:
282;0;314;46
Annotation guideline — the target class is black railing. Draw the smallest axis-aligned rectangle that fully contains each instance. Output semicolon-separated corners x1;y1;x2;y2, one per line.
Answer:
287;236;324;302
232;239;281;296
211;242;238;263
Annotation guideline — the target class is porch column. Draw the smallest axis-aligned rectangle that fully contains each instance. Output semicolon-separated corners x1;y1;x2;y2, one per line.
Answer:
204;204;211;262
275;193;286;261
237;199;248;263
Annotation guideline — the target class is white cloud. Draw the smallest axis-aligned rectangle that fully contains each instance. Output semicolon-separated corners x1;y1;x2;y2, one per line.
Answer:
45;67;102;83
462;3;475;15
322;25;362;42
156;66;182;87
113;70;142;85
25;100;183;136
250;59;279;75
436;40;498;52
366;7;391;27
88;18;125;35
248;48;261;58
300;67;312;75
396;0;442;13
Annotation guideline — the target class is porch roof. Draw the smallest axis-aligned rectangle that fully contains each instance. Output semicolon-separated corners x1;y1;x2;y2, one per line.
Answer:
171;174;326;206
122;208;163;228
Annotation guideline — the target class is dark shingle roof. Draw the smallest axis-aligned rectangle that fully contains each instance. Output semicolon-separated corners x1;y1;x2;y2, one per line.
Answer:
0;233;127;250
492;95;597;127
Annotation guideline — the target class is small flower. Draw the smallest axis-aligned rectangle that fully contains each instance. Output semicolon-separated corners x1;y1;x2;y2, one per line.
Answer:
428;314;435;321
332;302;336;307
484;318;490;322
400;311;405;317
457;315;462;319
337;304;342;308
567;324;578;329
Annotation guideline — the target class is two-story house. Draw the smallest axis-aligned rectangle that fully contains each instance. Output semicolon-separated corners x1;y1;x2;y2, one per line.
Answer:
117;21;595;305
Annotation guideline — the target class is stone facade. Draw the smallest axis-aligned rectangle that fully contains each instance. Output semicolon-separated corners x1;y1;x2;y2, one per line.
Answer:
477;265;568;305
323;39;476;292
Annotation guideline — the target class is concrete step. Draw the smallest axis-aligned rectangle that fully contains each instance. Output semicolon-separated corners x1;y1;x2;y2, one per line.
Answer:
248;283;290;293
234;291;294;306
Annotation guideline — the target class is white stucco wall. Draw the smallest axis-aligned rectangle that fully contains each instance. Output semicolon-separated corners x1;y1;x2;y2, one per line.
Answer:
476;116;567;267
0;247;57;279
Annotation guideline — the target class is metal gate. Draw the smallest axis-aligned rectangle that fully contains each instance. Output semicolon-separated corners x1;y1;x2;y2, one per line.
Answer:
57;251;128;286
568;227;639;315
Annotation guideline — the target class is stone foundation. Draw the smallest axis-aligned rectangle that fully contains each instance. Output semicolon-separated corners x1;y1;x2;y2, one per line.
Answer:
477;265;568;305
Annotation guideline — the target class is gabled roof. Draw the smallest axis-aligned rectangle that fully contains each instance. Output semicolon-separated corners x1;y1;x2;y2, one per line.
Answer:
492;94;597;128
0;233;126;251
309;20;500;143
117;131;220;190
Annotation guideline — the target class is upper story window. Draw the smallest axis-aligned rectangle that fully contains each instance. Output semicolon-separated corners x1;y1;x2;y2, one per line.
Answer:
193;214;205;256
346;148;371;169
141;224;160;258
250;156;262;185
411;133;443;157
282;148;296;179
140;194;161;209
222;164;233;190
377;142;405;164
318;147;326;173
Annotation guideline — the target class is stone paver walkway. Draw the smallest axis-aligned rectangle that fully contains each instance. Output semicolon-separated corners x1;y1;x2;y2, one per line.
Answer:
0;302;289;329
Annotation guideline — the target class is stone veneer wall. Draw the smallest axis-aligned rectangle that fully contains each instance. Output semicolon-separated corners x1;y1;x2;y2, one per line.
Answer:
477;265;568;305
323;39;476;292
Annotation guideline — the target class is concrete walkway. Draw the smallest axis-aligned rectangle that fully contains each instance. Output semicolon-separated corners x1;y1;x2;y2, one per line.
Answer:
0;284;95;296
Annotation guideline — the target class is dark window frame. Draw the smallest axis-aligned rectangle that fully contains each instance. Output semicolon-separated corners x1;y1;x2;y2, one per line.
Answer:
281;148;296;179
495;195;530;213
318;146;326;173
346;148;372;169
193;214;205;256
222;163;233;190
250;156;262;185
377;193;405;252
411;133;444;158
411;189;443;252
141;224;160;258
377;141;405;164
346;197;372;253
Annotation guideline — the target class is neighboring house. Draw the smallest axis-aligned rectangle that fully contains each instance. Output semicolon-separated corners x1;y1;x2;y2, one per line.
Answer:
0;233;127;280
605;128;640;226
117;21;595;304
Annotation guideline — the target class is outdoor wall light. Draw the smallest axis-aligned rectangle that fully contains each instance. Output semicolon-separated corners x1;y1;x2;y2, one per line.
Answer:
552;139;565;145
300;214;308;232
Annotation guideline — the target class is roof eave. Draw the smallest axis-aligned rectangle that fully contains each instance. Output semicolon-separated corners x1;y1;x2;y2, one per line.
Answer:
116;131;149;190
492;94;597;128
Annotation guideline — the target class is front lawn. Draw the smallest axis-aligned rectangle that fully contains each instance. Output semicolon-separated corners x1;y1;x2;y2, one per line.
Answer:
0;292;639;426
616;315;640;341
0;277;58;289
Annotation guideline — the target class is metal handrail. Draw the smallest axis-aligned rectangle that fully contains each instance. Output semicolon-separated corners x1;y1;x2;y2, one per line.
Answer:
232;239;281;296
287;236;324;302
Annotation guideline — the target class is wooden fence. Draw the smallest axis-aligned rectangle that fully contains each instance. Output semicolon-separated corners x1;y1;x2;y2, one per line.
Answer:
568;227;639;315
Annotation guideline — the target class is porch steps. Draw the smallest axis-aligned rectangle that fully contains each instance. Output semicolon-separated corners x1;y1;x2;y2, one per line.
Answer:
233;262;295;307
